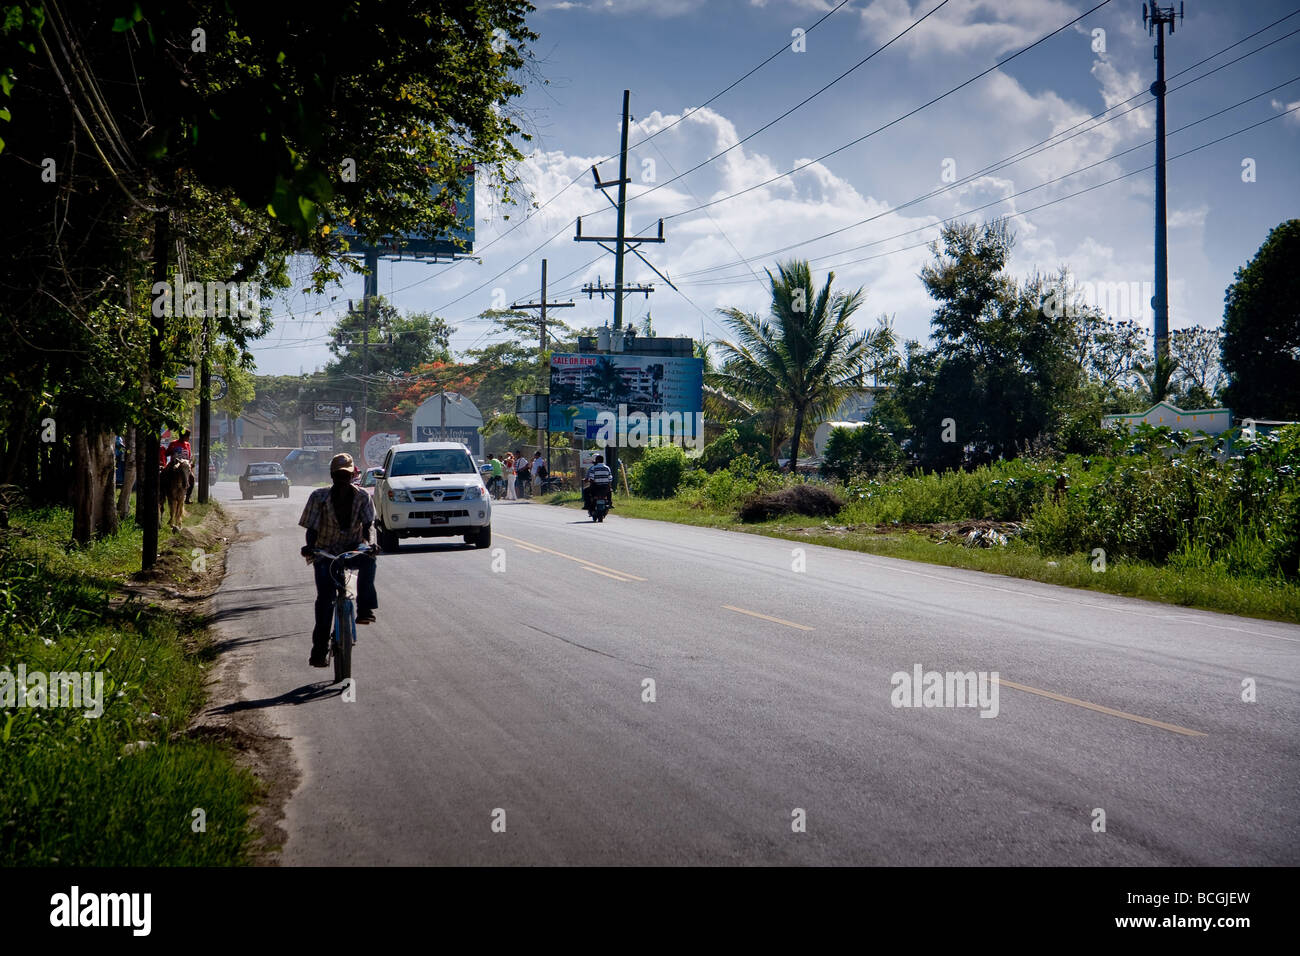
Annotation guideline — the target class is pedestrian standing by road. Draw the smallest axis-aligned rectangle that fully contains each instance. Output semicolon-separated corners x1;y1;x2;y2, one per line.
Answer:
516;452;532;498
532;451;547;494
505;453;517;500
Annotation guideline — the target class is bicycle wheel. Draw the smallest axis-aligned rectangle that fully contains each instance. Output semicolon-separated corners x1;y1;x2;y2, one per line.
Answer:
337;598;354;682
332;601;345;684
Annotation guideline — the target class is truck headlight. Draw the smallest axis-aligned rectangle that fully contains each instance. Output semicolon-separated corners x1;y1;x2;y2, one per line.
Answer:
388;488;411;502
464;486;483;500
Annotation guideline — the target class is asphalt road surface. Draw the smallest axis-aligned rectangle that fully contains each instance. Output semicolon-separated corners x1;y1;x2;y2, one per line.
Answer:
209;481;1300;865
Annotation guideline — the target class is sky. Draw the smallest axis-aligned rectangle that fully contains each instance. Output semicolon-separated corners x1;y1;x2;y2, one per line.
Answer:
252;0;1300;376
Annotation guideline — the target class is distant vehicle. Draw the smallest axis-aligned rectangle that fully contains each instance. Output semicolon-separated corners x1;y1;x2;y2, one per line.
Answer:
281;448;330;482
374;442;491;551
240;462;291;499
360;466;382;489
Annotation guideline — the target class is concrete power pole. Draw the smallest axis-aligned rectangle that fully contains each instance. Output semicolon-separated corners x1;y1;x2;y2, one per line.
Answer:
1144;2;1184;363
575;90;666;487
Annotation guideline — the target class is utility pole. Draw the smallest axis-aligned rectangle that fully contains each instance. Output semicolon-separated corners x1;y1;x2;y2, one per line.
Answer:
198;308;211;504
1144;2;1184;363
575;89;667;486
362;247;379;438
512;258;575;459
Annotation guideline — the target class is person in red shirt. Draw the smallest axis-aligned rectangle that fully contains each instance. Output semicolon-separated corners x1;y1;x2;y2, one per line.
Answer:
165;430;195;502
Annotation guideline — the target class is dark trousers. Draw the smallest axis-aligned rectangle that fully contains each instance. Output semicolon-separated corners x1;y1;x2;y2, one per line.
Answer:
312;552;377;652
583;482;611;510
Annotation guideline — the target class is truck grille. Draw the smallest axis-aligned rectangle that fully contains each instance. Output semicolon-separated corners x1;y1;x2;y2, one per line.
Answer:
410;489;465;502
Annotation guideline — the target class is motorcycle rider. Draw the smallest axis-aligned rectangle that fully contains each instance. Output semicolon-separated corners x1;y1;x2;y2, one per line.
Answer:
582;454;614;513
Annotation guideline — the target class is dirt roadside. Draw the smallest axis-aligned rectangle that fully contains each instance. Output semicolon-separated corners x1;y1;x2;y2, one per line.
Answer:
122;503;298;866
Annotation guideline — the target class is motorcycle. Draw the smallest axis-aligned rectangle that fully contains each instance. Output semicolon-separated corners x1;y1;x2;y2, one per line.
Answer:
585;481;612;522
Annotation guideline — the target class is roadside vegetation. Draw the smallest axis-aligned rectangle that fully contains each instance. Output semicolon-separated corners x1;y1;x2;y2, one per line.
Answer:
0;504;257;865
581;422;1300;622
555;220;1300;624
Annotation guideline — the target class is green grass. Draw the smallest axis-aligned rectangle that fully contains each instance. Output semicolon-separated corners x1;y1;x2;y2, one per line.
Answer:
571;494;1300;624
0;503;258;865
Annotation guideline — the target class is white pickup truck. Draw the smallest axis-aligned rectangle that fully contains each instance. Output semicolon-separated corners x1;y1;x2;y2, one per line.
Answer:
373;442;492;551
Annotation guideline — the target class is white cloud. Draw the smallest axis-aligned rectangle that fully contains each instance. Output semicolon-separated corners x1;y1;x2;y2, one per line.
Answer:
859;0;1082;58
1270;97;1300;127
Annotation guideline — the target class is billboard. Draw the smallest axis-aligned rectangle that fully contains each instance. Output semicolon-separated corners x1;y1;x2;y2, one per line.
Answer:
549;353;704;435
335;172;474;258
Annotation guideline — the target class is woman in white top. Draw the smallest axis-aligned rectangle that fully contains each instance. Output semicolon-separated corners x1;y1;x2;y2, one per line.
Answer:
505;453;517;500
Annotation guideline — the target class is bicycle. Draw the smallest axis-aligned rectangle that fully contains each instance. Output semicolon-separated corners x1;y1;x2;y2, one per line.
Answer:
314;545;372;683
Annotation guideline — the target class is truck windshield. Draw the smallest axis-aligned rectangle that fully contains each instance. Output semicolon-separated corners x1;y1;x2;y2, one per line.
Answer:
389;450;475;477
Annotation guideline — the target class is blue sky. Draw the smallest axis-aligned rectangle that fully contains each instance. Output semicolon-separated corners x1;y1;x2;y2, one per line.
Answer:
254;0;1300;375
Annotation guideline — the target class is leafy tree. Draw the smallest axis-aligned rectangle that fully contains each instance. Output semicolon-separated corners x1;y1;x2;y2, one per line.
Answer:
0;1;536;558
698;424;770;473
327;299;455;380
1170;325;1224;407
1220;219;1300;418
892;221;1080;469
821;422;902;481
713;259;894;471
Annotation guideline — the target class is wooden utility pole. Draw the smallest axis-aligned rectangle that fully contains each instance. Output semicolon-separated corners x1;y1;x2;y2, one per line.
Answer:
511;258;575;456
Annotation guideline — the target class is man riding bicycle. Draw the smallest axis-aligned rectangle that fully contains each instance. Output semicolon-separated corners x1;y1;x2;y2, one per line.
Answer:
582;454;614;512
299;453;379;668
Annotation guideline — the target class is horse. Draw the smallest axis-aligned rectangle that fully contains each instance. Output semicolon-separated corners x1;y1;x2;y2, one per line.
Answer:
160;459;192;531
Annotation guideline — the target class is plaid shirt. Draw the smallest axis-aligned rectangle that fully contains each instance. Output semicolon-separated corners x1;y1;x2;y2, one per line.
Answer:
299;485;374;552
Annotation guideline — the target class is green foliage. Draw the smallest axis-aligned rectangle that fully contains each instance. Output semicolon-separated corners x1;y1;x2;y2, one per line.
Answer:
629;444;688;499
891;221;1082;469
821;421;902;481
698;424;769;472
1028;424;1300;579
1220;219;1300;419
839;458;1061;525
0;509;256;864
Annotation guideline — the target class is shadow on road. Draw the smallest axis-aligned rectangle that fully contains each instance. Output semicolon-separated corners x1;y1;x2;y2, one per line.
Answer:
211;681;346;713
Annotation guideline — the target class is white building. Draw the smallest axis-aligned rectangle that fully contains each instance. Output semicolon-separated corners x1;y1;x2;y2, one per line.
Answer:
1101;402;1233;436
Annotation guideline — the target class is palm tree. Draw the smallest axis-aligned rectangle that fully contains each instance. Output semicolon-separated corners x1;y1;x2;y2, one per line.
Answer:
1134;353;1181;405
711;260;893;470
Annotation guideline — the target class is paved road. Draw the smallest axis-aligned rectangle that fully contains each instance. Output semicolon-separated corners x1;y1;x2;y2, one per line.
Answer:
209;481;1300;865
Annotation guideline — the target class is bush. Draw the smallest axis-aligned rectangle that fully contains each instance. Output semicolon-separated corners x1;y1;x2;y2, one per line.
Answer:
738;483;843;523
821;421;903;481
698;424;770;472
1026;424;1300;579
629;444;688;498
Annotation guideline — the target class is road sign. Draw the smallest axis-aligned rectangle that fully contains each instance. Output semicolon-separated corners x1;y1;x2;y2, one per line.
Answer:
314;401;342;422
211;374;228;402
176;366;195;389
303;430;334;451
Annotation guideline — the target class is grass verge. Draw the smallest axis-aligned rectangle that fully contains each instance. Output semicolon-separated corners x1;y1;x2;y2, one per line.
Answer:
0;502;258;865
548;493;1300;624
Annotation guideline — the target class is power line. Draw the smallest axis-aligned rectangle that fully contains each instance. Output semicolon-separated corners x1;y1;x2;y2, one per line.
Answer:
668;23;1300;285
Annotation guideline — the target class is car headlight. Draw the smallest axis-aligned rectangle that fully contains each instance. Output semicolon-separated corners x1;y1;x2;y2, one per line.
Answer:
388;488;411;502
464;486;483;500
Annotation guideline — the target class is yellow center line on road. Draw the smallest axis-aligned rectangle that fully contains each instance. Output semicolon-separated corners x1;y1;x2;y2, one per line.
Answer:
512;541;544;553
721;604;814;631
582;566;636;582
996;677;1208;737
497;533;648;581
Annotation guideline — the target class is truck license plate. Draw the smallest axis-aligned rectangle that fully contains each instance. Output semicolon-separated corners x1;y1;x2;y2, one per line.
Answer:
430;516;448;525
